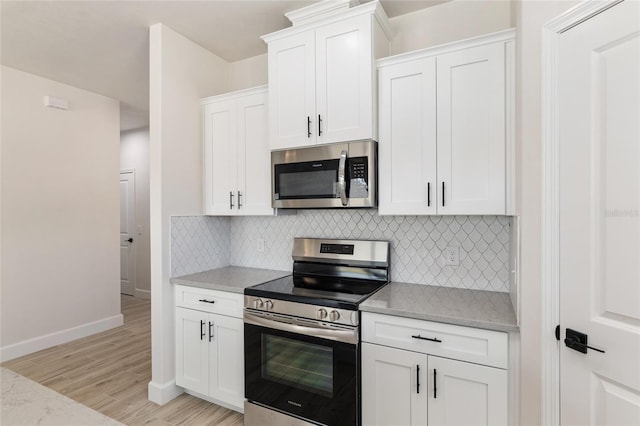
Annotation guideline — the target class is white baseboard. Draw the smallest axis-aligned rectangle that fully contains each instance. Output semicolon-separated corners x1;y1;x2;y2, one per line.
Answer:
148;380;183;405
0;314;124;362
134;288;151;300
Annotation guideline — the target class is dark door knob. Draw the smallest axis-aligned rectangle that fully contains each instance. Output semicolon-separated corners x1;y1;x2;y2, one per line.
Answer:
127;238;133;243
564;328;605;354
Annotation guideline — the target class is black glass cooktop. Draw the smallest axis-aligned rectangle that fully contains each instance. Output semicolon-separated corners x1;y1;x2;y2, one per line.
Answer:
245;274;388;310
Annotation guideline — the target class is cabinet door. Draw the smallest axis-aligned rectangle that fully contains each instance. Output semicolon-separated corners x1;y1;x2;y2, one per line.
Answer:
203;100;237;215
175;307;209;396
362;343;428;426
236;91;273;216
436;42;506;214
316;14;373;144
268;31;316;150
208;313;244;411
427;356;507;426
378;57;437;215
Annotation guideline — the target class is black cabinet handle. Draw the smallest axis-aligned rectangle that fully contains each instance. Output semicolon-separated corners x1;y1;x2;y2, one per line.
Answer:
427;182;431;207
416;365;420;394
307;116;311;138
198;299;215;304
434;369;437;399
208;321;214;342
237;191;242;209
412;335;442;343
229;191;234;209
200;320;205;340
318;115;323;136
442;182;445;207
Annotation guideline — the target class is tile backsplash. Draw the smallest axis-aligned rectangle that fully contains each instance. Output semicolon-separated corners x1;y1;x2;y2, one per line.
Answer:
171;211;511;293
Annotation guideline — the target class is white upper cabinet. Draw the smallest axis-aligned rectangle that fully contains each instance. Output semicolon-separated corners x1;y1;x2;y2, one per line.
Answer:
263;1;391;150
202;86;272;216
378;29;516;216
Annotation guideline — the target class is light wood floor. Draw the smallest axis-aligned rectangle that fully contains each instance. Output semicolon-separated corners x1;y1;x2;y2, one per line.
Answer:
2;295;243;426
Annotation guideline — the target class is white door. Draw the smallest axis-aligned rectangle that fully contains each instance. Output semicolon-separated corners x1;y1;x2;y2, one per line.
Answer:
267;31;316;149
378;57;437;215
558;1;640;424
208;313;244;410
175;307;209;396
436;42;506;214
203;100;237;215
427;356;507;426
236;91;273;216
361;342;428;426
119;171;135;296
315;14;373;144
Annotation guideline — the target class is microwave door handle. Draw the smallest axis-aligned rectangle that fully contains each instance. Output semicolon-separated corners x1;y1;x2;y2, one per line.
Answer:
338;149;348;206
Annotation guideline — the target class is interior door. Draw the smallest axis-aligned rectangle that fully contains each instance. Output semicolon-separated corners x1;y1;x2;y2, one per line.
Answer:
558;1;640;424
119;171;135;296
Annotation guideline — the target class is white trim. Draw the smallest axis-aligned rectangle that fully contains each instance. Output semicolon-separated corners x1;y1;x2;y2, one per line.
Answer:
261;0;392;43
135;288;151;300
200;85;268;105
0;314;123;362
148;380;183;405
540;2;622;425
508;331;521;426
376;29;516;69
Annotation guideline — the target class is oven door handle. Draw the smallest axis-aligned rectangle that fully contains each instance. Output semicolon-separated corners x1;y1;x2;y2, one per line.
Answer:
338;149;348;206
244;311;358;345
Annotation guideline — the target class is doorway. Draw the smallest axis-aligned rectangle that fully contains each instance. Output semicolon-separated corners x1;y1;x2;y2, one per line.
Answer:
542;1;640;424
120;170;136;296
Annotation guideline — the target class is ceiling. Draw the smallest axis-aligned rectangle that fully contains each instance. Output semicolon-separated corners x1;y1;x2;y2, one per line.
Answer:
1;1;448;131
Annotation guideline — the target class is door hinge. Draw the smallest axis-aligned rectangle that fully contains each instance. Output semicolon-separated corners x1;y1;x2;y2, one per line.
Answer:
555;324;560;341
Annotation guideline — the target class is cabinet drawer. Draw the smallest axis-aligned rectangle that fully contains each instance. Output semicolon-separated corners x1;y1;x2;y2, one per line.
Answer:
361;312;507;369
175;285;243;318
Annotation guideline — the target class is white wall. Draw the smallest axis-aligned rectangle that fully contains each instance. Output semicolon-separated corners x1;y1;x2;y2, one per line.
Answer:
514;1;577;424
389;0;512;55
229;54;268;92
0;66;122;361
120;127;151;296
148;23;230;404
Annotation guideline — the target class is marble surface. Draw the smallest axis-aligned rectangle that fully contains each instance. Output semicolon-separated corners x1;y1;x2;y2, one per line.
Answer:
1;368;123;425
360;282;518;332
170;265;290;294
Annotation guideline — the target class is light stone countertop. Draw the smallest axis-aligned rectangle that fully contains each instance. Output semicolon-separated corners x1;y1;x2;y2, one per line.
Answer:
360;282;518;333
170;266;291;294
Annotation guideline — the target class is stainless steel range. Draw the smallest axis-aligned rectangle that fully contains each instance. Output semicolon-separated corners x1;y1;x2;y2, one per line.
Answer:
243;238;390;426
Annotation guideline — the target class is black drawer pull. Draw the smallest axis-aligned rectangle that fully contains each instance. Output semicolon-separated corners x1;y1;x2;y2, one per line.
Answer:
198;299;216;304
416;364;420;394
412;335;442;343
434;368;437;399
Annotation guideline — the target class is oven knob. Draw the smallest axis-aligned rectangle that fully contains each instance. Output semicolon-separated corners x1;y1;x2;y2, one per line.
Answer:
254;298;264;309
329;310;340;322
265;300;273;310
317;308;328;320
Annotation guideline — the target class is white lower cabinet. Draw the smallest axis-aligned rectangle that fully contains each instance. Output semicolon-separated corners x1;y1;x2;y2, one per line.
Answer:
174;286;244;412
361;313;508;426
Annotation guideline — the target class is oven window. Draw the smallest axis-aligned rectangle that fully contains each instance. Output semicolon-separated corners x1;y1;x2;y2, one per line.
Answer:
262;334;333;397
279;170;337;198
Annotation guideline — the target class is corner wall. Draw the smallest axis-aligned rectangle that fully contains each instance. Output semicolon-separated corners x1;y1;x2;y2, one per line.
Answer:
148;23;230;404
0;66;122;361
514;1;577;424
120;127;151;297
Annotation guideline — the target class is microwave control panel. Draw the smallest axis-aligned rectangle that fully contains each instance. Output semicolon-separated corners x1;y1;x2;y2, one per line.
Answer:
348;157;368;198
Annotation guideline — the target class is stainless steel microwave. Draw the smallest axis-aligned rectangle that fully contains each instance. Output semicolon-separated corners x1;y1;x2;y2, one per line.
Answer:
271;140;377;209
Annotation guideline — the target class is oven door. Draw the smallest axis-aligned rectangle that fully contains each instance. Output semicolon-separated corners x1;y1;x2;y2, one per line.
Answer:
244;311;359;426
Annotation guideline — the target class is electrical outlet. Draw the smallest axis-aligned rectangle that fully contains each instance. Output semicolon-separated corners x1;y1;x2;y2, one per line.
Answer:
257;238;265;253
445;246;459;266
